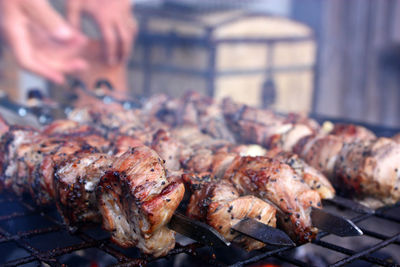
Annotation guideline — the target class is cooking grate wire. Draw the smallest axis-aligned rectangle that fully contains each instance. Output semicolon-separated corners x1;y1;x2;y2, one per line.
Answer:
0;192;399;266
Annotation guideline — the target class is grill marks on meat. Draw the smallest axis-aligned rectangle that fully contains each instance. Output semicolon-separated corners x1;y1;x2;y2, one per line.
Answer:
184;173;276;250
97;147;184;256
225;156;321;243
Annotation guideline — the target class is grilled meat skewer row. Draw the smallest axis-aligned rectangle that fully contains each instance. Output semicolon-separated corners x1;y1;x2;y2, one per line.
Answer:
64;92;337;243
0;116;290;252
48;120;294;249
61;89;363;241
147;92;399;207
0;117;185;256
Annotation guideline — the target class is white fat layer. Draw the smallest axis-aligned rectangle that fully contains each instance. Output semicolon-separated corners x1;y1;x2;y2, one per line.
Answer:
239;145;266;157
85;181;95;192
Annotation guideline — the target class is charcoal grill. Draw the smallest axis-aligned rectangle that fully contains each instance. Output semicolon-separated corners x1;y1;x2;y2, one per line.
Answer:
1;82;400;266
1;119;400;267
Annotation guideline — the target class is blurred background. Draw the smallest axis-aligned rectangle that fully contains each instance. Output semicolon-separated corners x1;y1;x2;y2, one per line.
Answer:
1;0;400;127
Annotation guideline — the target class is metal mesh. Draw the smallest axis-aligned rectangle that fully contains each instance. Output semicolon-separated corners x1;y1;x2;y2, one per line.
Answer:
0;190;399;267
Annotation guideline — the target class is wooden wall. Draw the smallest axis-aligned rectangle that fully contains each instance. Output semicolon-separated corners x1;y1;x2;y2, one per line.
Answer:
314;0;400;127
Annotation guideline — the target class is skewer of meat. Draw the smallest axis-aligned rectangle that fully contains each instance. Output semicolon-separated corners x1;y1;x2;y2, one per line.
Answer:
0;117;185;256
64;89;363;242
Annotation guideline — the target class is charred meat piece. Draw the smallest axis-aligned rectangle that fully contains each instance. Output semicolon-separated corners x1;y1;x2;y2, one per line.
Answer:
54;152;113;225
334;138;400;207
225;156;321;243
184;173;276;251
266;149;335;199
96;146;185;256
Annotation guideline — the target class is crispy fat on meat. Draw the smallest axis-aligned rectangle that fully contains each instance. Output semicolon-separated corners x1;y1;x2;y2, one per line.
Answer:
96;146;185;257
184;173;276;250
225;156;321;243
334;138;400;206
54;152;113;225
266;150;335;199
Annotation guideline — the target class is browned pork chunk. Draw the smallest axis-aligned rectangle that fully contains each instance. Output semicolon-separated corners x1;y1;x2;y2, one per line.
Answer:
54;152;113;226
266;149;335;199
293;134;344;178
225;156;321;243
184;173;276;251
334;138;400;207
96;146;185;257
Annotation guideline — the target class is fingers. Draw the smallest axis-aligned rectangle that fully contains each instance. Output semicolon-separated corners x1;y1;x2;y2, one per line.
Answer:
66;0;82;29
24;0;87;46
116;17;137;63
97;18;118;65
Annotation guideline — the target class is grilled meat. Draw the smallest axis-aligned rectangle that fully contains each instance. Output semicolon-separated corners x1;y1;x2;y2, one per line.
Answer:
334;138;400;206
55;152;113;225
183;173;276;250
97;146;185;256
66;100;329;244
225;156;321;243
145;92;236;142
266;149;335;199
329;124;376;142
0;117;185;256
293;134;345;179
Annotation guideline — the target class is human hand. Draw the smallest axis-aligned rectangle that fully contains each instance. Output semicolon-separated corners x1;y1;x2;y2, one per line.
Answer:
0;0;88;84
67;0;137;66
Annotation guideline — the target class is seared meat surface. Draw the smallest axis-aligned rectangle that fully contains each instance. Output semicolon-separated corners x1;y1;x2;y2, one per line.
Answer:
0;117;185;256
266;149;335;199
183;173;276;250
334;138;400;207
97;146;185;256
329;124;376;142
55;152;113;225
225;156;321;243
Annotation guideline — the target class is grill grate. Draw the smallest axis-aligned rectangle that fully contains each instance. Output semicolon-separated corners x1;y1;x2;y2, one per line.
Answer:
0;191;399;266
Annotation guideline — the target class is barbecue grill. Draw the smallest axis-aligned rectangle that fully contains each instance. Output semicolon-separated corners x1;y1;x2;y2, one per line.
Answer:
0;117;399;267
1;2;400;267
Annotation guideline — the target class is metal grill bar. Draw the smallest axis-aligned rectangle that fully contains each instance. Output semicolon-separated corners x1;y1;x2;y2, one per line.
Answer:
1;193;400;266
17;197;133;264
4;238;108;267
314;240;396;267
0;225;62;243
0;224;61;267
330;233;400;267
